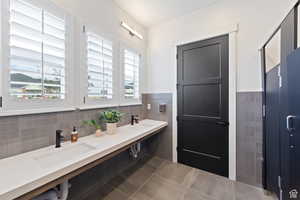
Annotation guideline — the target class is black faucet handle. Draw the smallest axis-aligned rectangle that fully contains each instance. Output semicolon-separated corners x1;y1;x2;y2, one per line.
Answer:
56;130;64;148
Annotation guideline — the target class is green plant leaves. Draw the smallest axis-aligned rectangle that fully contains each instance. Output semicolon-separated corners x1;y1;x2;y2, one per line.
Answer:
100;109;123;123
83;119;101;130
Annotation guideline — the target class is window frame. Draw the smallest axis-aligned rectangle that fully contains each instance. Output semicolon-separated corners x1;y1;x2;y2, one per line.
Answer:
79;25;119;109
119;44;142;106
1;0;75;111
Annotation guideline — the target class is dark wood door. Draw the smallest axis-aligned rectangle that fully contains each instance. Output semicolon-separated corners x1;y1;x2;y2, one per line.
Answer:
177;35;229;177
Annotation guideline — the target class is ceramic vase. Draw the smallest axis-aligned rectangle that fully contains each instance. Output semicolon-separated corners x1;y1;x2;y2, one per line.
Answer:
106;123;117;135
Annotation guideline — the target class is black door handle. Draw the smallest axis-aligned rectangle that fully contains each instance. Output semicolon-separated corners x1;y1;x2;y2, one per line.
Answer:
216;121;229;126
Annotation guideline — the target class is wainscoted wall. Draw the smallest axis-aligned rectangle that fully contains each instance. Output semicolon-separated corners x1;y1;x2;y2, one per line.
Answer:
0;105;146;160
236;91;264;187
142;93;173;161
0;91;266;191
0;93;173;199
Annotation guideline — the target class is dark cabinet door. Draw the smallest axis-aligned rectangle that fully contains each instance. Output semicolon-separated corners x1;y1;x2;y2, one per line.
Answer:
177;35;229;177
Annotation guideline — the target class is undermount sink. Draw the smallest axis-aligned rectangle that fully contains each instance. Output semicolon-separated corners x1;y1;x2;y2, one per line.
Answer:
140;124;154;128
137;121;156;128
130;123;156;131
33;143;96;168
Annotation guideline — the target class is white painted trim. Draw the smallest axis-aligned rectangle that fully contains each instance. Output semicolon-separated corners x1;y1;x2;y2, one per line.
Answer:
173;23;239;181
78;104;119;110
0;107;76;117
238;89;263;93
119;102;142;107
228;31;237;181
143;90;174;94
0;0;3;112
0;102;145;117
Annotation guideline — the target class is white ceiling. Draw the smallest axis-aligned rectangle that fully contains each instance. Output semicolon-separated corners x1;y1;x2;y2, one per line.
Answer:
114;0;219;27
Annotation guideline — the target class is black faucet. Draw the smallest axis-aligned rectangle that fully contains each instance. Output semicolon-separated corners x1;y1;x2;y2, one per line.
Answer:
131;115;139;125
56;130;64;148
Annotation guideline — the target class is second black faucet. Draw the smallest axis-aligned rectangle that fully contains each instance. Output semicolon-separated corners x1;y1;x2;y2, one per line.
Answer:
131;115;139;125
56;130;64;148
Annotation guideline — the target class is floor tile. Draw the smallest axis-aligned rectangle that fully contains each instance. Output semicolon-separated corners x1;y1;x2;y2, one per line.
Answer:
233;181;276;200
155;160;194;185
130;192;154;200
78;156;278;200
108;175;139;197
181;188;215;200
131;175;184;200
83;183;129;200
188;169;277;200
121;160;156;189
189;170;235;200
143;155;165;170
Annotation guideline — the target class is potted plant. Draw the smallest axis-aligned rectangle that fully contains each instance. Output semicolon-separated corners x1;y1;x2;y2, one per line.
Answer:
83;119;102;137
101;110;123;135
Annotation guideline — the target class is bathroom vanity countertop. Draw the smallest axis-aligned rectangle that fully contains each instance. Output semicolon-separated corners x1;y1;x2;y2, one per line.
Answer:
0;119;168;200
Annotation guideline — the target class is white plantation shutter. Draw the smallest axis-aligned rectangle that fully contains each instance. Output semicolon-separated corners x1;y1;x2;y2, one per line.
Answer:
124;49;140;99
86;32;113;99
9;0;66;99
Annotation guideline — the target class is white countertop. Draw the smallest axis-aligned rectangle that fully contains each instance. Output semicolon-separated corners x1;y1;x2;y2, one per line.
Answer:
0;120;168;200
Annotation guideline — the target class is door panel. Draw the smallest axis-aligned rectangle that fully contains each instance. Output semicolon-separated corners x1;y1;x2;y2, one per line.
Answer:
177;35;229;177
265;66;280;194
182;121;228;156
286;48;300;199
183;44;221;81
183;84;221;118
280;9;296;200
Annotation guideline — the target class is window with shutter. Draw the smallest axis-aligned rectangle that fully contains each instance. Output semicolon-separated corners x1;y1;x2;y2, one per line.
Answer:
124;49;140;99
86;32;113;99
9;0;66;100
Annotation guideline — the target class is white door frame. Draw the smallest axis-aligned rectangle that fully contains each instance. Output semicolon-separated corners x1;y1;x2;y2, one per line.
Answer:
173;24;238;180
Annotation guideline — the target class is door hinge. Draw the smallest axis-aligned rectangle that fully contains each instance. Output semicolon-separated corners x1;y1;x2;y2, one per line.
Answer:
176;83;180;90
83;25;86;33
279;76;282;88
0;96;2;108
278;66;282;88
278;176;282;189
262;105;266;117
83;96;86;104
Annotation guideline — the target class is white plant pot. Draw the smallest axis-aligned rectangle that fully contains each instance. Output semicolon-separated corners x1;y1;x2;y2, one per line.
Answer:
106;123;117;135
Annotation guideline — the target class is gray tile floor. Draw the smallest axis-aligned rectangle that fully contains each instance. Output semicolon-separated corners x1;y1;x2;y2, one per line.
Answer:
81;156;277;200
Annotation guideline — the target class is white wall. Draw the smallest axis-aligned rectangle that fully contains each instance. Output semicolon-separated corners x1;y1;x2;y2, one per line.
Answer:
145;0;297;178
146;0;296;93
51;0;149;93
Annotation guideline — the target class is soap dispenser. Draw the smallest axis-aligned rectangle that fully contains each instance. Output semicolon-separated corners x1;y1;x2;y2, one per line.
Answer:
71;126;78;143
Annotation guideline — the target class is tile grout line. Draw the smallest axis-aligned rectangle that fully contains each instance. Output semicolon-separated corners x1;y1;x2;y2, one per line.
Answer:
127;159;167;199
127;173;155;199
